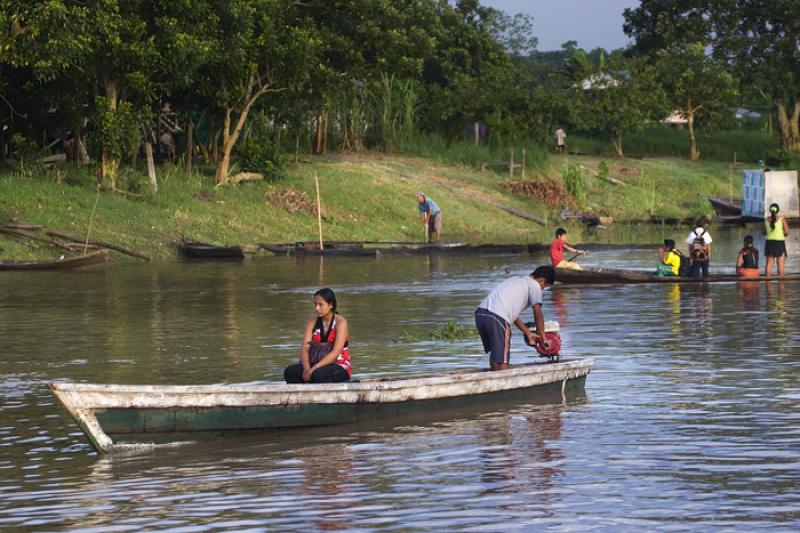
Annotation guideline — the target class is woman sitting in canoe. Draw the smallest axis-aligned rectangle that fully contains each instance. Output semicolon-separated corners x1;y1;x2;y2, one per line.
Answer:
284;288;351;384
656;239;681;276
736;235;759;278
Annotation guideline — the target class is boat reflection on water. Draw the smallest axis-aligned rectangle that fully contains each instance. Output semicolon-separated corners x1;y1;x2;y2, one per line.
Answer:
479;405;564;503
77;397;585;530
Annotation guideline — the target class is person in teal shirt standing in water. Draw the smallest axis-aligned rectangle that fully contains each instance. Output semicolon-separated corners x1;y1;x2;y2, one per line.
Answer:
416;192;442;242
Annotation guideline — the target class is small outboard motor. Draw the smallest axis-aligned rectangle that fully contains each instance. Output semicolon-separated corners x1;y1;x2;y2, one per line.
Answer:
524;320;561;362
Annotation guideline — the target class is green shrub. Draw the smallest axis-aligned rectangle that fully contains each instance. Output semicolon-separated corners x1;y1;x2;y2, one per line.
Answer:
237;138;288;181
9;133;44;177
63;166;97;188
562;163;586;203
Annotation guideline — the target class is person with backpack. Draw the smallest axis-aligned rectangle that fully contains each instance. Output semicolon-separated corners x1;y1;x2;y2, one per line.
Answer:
736;235;760;278
686;216;712;278
762;202;789;276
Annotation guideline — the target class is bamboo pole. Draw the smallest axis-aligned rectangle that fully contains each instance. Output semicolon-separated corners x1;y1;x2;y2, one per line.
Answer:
84;187;101;254
314;173;324;251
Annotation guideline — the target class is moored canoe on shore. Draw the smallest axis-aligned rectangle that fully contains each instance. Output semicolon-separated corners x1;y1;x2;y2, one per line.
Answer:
0;250;108;271
178;238;245;260
556;266;800;284
50;359;594;453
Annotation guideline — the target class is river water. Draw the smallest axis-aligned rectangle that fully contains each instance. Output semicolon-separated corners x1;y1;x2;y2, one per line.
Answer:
2;226;800;531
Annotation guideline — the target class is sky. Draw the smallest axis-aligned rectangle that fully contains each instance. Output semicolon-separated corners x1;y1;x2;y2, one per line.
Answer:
481;0;641;52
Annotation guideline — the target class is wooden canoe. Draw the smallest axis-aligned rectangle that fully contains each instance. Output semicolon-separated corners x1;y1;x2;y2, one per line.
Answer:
50;359;594;453
178;238;245;260
708;196;741;216
556;266;800;284
0;250;108;271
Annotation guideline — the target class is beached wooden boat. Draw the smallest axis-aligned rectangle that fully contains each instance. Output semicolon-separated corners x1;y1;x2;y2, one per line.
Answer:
708;196;741;216
178;238;245;260
556;266;800;284
50;359;593;453
0;250;108;271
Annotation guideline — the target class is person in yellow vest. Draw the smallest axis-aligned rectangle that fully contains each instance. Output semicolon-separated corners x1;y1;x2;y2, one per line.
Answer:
656;239;682;276
762;203;789;276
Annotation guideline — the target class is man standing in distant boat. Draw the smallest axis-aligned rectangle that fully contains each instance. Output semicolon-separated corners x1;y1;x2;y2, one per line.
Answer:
416;192;442;242
475;266;556;371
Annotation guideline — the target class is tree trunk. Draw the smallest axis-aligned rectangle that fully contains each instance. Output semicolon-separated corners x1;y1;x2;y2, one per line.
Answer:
789;100;800;150
611;134;624;157
215;108;233;184
215;78;267;185
776;100;792;148
186;117;194;176
687;110;699;161
100;75;120;188
314;114;324;154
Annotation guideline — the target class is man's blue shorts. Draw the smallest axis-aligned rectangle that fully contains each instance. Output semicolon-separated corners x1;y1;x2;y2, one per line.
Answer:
474;308;510;365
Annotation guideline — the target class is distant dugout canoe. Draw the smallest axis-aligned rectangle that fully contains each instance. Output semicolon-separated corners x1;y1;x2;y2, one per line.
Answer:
178;238;245;260
0;250;108;271
556;266;800;284
50;359;594;453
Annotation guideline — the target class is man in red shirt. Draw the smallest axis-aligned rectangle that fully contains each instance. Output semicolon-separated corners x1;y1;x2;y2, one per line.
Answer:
550;227;585;269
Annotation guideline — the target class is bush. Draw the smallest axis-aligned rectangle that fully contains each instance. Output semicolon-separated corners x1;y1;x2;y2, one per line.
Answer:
236;138;288;181
63;166;97;188
9;133;44;177
562;163;586;204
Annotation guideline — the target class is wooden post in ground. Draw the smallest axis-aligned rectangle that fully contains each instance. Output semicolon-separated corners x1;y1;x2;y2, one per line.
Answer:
144;143;157;191
509;147;514;177
521;148;526;178
314;173;324;251
474;122;479;145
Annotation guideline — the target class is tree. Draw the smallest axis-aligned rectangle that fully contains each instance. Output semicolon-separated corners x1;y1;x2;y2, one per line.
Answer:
570;53;667;157
624;0;800;151
655;43;737;160
710;0;800;149
1;0;160;186
420;1;522;136
177;0;317;185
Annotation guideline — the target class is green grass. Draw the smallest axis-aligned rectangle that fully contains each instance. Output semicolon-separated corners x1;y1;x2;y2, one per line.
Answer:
570;124;780;163
0;150;759;260
549;154;747;220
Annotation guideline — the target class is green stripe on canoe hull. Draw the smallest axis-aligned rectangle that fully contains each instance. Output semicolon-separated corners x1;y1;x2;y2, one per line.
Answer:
94;375;587;446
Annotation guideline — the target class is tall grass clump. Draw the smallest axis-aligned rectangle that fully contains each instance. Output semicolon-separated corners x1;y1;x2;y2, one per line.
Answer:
562;163;586;204
573;124;779;163
398;132;548;174
378;74;419;151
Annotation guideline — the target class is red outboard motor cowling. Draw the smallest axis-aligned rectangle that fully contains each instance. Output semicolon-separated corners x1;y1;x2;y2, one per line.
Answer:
524;321;562;361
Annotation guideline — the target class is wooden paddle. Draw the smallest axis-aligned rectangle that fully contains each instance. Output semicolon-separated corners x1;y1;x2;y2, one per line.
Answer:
567;251;584;262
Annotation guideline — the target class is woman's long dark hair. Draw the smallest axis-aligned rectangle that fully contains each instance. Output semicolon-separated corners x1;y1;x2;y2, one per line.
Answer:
314;288;338;313
769;203;780;230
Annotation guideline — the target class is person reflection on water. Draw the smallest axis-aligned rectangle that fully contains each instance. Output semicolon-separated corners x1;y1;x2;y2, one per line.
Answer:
284;288;351;383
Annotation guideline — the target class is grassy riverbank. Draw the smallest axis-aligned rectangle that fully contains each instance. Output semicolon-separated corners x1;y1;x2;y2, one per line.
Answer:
0;152;747;261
